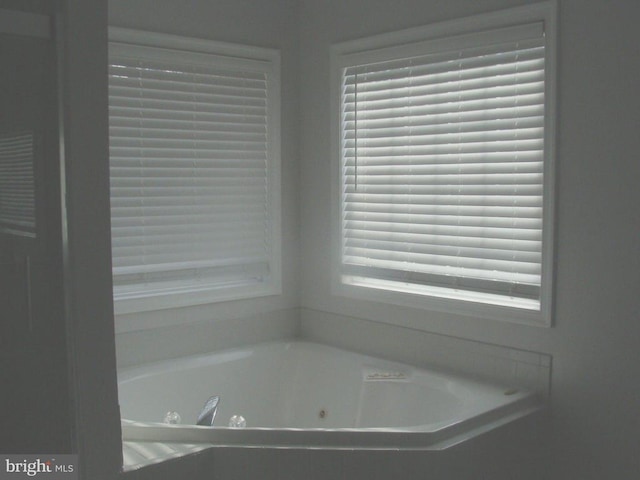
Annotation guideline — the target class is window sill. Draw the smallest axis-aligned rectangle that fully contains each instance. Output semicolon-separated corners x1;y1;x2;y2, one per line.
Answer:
334;278;551;328
113;280;281;316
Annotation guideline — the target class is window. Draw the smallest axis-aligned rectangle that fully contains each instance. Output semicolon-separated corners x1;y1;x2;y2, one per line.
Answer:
0;132;37;239
108;28;281;314
331;3;556;325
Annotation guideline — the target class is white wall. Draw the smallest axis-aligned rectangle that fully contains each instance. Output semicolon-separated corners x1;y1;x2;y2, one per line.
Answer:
298;0;640;478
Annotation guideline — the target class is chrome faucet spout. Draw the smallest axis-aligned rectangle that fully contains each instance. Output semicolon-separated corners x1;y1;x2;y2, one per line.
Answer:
196;395;220;426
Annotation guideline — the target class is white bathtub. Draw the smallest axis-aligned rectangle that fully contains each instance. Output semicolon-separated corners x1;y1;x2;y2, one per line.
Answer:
118;340;542;450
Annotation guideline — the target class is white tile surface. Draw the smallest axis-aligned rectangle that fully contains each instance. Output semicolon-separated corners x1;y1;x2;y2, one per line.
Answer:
300;308;552;396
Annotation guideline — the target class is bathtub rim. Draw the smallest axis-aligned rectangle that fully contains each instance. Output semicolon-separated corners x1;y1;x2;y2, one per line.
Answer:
121;399;543;451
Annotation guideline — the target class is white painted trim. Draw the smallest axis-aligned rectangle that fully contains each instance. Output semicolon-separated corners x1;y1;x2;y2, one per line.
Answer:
539;0;558;327
60;2;122;477
114;281;280;317
331;1;556;57
109;27;279;63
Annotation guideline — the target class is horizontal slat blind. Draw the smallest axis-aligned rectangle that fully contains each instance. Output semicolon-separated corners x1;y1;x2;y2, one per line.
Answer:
340;27;546;304
109;46;273;297
0;131;36;237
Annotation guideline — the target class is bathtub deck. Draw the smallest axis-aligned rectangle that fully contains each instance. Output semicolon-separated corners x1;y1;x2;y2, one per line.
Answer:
122;440;212;471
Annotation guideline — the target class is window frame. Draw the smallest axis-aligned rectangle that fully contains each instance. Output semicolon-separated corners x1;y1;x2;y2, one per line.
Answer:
108;27;282;315
330;2;557;327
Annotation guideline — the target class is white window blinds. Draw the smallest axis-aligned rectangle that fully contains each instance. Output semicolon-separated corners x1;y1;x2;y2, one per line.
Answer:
0;132;36;238
108;33;280;310
338;21;550;311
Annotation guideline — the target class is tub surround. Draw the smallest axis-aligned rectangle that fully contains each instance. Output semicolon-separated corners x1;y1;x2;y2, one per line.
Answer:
115;308;299;369
117;307;550;395
299;309;551;397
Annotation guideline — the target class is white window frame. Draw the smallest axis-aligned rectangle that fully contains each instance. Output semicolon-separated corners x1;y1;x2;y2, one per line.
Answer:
108;28;282;314
330;2;556;327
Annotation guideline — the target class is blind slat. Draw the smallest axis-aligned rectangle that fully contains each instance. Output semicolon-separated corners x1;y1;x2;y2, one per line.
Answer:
0;132;36;237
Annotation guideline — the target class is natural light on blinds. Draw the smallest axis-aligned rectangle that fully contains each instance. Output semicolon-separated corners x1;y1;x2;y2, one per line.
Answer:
339;24;546;309
109;47;274;301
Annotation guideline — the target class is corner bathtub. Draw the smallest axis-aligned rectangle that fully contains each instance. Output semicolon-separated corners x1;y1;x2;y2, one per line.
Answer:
118;340;541;450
